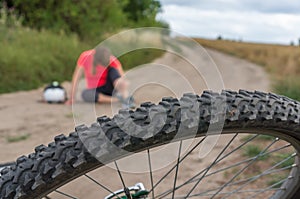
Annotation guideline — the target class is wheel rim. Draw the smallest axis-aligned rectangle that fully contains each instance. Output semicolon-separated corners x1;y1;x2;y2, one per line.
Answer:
44;130;300;199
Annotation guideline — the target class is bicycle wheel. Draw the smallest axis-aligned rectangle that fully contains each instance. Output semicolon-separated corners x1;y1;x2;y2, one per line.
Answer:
0;90;300;199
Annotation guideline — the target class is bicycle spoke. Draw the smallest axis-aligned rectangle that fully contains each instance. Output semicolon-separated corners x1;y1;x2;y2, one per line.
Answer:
222;152;297;199
114;161;127;189
157;134;288;198
114;161;133;199
54;190;78;199
185;187;284;198
228;164;294;187
148;136;207;194
157;133;253;198
158;133;239;198
188;142;292;184
171;141;183;199
210;137;279;198
184;133;238;198
84;174;121;199
246;178;288;199
191;161;294;197
147;149;155;199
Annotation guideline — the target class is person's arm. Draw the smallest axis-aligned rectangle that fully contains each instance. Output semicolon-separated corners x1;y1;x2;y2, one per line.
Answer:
117;65;124;76
65;65;83;105
110;56;124;76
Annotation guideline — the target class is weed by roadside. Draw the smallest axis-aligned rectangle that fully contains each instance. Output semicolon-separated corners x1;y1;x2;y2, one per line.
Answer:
6;134;30;143
274;153;295;168
242;145;270;160
267;174;286;188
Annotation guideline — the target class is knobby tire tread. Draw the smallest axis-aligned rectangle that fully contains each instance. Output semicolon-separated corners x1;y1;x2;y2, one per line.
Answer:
0;90;300;199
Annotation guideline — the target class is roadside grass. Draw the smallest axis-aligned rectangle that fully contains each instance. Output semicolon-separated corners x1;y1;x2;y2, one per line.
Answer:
0;25;88;94
257;135;276;141
242;145;270;160
119;49;165;70
267;174;286;188
274;153;295;168
265;153;295;188
65;112;80;119
223;138;294;190
0;25;164;94
6;134;30;143
108;30;165;71
237;134;295;190
195;38;300;100
274;76;300;101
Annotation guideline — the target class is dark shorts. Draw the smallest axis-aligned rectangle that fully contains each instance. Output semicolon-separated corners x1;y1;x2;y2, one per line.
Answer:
81;67;121;102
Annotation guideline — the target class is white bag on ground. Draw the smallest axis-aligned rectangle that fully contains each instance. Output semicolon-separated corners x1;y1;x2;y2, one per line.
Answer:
43;81;67;103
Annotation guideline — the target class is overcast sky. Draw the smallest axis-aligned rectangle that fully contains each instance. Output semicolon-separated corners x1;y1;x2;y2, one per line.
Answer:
158;0;300;44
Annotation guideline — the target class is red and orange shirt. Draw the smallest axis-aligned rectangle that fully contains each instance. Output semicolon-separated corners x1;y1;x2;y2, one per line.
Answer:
77;50;122;89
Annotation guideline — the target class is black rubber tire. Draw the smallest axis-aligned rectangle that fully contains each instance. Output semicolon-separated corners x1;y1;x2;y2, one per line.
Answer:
1;90;300;199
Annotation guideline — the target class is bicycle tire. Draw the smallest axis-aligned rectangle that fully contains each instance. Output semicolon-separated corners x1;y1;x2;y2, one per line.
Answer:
0;90;300;199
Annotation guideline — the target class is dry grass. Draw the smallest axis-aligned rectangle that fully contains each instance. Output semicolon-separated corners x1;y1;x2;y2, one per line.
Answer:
195;38;300;78
195;38;300;100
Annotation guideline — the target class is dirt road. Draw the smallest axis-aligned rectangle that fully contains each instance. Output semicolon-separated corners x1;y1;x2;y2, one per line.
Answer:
0;46;270;198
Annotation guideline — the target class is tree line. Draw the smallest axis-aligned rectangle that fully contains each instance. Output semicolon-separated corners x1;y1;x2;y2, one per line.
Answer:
1;0;168;43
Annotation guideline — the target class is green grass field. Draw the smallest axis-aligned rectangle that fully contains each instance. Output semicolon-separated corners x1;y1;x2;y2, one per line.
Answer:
0;25;88;93
0;25;163;94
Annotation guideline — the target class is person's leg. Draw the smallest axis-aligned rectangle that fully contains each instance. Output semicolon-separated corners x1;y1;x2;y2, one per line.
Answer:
82;88;118;103
106;68;134;108
99;67;129;99
95;67;133;106
97;93;118;103
81;88;98;103
113;78;129;99
93;67;122;103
